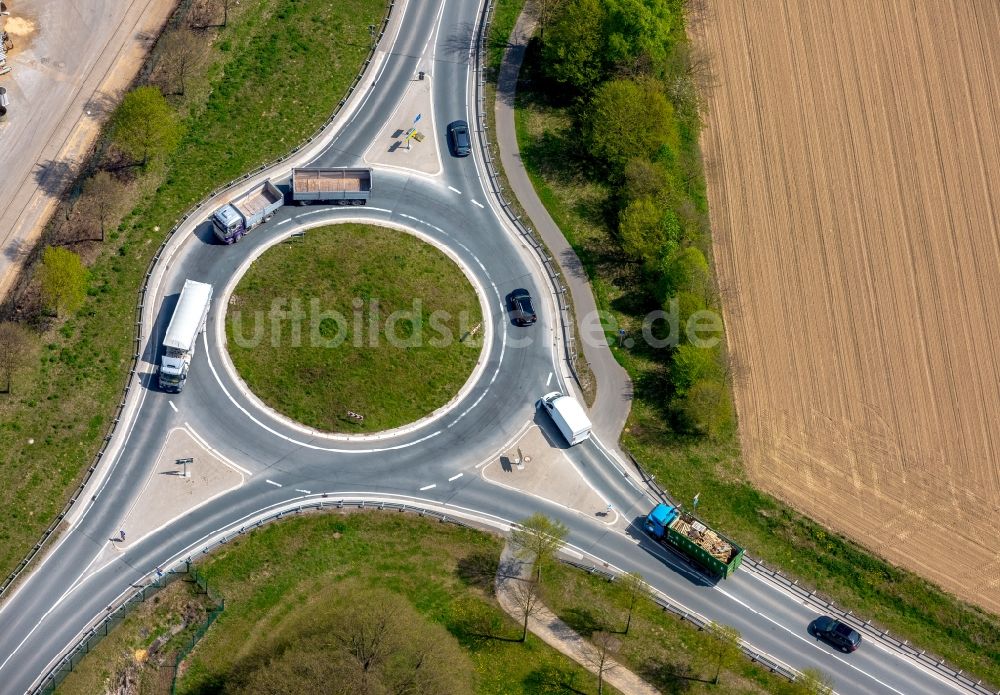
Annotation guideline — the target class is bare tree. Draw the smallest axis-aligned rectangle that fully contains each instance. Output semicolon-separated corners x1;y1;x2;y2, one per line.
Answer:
509;513;568;582
707;621;743;684
508;575;543;642
77;172;123;242
615;571;649;634
0;322;35;393
792;667;835;695
158;28;200;96
584;631;621;695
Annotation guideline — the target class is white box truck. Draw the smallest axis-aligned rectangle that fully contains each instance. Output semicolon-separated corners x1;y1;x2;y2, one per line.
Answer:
159;280;213;393
538;391;592;445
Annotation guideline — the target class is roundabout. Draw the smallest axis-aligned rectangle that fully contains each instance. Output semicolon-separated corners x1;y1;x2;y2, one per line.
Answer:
223;222;486;434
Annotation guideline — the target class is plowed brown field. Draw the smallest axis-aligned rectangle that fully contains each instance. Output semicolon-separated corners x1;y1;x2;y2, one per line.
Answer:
694;0;1000;612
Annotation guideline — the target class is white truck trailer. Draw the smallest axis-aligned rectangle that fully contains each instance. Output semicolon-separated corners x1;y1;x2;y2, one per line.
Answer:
538;391;592;445
159;280;213;393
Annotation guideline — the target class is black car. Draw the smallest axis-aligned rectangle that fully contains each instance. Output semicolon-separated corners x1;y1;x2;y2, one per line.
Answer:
447;120;471;157
810;616;862;652
508;289;537;326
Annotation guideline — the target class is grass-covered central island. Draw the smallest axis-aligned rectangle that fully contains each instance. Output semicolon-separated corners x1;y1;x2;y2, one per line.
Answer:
225;224;484;433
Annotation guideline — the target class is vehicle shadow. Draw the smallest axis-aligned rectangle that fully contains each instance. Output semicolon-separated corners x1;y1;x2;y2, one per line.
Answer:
193;220;219;246
531;408;570;450
624;515;719;588
140;291;179;376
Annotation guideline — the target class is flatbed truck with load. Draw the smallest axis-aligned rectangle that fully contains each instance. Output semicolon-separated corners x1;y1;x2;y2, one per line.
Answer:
212;179;284;244
291;167;371;205
644;503;745;579
159;279;213;393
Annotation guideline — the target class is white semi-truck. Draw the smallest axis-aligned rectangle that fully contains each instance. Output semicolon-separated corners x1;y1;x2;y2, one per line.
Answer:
159;279;213;393
538;391;592;445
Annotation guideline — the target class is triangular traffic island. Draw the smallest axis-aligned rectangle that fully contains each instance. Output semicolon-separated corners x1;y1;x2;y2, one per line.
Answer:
482;425;609;521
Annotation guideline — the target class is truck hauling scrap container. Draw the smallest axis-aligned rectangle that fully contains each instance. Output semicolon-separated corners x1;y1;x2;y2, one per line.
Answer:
644;503;744;579
538;391;592;445
212;179;284;244
291;167;372;205
159;280;213;393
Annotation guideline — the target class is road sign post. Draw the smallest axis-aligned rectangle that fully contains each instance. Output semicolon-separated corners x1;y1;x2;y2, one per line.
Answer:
176;457;193;478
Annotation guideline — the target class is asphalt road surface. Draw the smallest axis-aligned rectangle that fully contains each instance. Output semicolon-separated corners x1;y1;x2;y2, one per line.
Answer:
0;1;986;694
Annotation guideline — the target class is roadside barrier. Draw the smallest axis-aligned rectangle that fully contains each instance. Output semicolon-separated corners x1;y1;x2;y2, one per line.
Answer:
0;0;396;605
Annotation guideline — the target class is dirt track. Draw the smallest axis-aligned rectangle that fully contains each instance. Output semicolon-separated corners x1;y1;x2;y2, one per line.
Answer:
694;0;1000;612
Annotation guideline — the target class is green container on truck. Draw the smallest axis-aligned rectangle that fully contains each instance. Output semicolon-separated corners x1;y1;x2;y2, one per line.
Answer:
644;503;745;579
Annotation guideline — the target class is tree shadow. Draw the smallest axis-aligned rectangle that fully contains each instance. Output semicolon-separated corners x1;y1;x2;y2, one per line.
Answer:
640;658;706;693
456;550;499;592
437;23;475;64
522;664;588;693
559;606;606;638
32;159;77;197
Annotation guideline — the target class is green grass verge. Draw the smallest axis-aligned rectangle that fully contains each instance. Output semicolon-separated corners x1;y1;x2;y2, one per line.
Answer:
544;562;812;693
62;513;617;694
0;0;386;585
225;224;483;432
513;57;1000;690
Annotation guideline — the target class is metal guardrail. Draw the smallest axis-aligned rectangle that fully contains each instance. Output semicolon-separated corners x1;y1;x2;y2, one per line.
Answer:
0;0;396;605
30;499;482;694
560;558;800;682
473;7;999;695
472;0;582;390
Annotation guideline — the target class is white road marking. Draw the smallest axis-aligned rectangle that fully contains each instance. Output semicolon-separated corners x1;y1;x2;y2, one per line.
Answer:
448;473;463;482
471;199;484;208
448;185;462;194
185;424;253;476
276;219;290;226
546;371;553;387
295;489;312;494
168;401;178;413
419;483;436;491
265;479;282;487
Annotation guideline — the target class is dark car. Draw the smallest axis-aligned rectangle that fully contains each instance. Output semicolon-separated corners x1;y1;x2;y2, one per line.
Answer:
447;120;471;157
508;289;537;326
810;616;862;652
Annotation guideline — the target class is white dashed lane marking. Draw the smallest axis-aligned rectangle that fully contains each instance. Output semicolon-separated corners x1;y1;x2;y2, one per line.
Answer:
419;484;437;491
448;473;463;482
295;489;312;494
471;199;485;208
266;480;282;487
168;401;178;413
448;186;462;194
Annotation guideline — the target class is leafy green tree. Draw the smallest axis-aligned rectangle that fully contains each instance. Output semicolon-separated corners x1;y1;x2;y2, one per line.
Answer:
602;0;678;71
77;171;124;242
618;196;663;264
510;513;568;582
670;343;719;396
111;86;181;166
675;379;732;437
658;245;710;299
542;0;606;91
39;246;87;317
587;78;679;172
622;157;670;205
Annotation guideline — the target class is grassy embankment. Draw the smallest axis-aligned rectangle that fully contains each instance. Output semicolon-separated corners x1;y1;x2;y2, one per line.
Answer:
502;0;1000;688
225;224;483;432
0;0;386;585
57;512;813;695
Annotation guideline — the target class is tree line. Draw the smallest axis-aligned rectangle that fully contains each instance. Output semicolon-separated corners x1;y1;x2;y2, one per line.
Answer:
0;0;233;393
530;0;731;436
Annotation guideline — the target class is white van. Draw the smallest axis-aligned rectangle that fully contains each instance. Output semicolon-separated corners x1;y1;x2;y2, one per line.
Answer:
538;391;592;446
